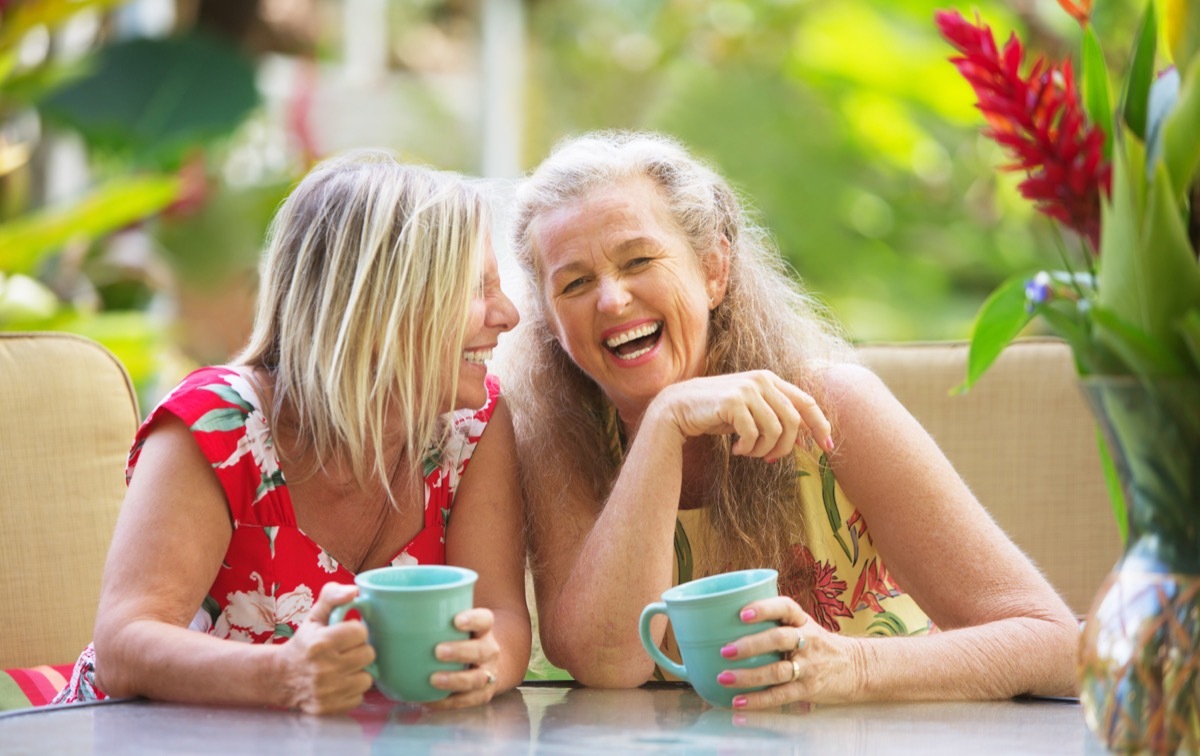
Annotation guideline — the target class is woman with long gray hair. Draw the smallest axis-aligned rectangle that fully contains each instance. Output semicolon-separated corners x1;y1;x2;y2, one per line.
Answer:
508;131;1076;707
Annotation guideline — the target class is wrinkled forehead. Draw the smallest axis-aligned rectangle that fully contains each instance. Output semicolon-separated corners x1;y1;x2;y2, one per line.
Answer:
525;177;681;276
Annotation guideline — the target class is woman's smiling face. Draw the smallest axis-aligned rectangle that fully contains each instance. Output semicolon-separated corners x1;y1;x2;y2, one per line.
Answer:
531;177;728;420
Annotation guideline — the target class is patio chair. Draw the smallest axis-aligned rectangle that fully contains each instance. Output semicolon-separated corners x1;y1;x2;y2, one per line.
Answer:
858;337;1121;617
0;332;139;702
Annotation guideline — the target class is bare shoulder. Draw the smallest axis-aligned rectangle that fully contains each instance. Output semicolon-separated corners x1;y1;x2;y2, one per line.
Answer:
815;361;897;417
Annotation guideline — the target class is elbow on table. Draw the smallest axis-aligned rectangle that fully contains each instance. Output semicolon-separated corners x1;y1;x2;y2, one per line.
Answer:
547;646;655;689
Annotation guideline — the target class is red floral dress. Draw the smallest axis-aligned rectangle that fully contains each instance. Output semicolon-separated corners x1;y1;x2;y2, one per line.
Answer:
55;366;500;703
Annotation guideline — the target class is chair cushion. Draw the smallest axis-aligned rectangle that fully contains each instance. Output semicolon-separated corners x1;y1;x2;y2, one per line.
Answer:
856;338;1121;616
0;333;139;669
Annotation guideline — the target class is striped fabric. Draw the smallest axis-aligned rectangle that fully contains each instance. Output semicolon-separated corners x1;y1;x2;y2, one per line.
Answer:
0;664;72;711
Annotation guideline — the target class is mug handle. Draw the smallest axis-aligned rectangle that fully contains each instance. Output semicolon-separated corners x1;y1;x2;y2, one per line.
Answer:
328;599;379;679
638;602;688;682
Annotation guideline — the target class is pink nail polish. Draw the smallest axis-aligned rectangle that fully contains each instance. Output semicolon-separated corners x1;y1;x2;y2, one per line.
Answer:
740;609;756;621
717;671;736;685
720;644;738;659
765;457;776;464
824;436;835;452
733;696;748;709
733;714;747;726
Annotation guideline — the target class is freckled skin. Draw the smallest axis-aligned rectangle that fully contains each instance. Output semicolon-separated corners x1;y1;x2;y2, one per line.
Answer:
531;177;723;425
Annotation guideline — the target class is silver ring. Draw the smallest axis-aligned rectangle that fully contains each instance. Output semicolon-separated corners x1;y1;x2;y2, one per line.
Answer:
485;669;497;686
794;631;807;652
789;658;802;682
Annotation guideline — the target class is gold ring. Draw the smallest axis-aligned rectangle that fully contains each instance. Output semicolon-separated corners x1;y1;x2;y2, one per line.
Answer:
485;670;497;686
790;658;802;682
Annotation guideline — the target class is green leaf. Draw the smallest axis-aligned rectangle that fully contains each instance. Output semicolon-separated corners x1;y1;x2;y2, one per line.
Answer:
39;33;260;169
1091;306;1189;378
1097;140;1200;375
1121;0;1158;141
956;274;1034;393
192;407;247;433
1145;68;1180;174
1161;56;1200;201
1179;308;1200;375
1034;300;1094;373
1081;26;1114;161
201;384;255;413
1095;427;1129;544
0;174;180;274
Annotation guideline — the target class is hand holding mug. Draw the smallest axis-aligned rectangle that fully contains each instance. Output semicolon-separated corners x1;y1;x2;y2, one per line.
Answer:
715;595;854;709
425;606;503;710
639;569;784;708
329;565;478;704
279;581;375;715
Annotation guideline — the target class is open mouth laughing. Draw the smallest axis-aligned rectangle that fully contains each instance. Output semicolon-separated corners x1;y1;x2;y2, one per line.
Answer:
463;347;493;366
603;321;662;361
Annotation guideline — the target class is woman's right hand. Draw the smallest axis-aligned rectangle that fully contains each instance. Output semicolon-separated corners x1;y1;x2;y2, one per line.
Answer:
648;370;834;459
277;582;376;715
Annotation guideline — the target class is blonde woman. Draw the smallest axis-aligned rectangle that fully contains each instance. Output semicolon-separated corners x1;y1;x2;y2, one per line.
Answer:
54;151;529;714
509;131;1077;706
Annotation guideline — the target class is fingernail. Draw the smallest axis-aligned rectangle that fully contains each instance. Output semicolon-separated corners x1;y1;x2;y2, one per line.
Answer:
733;714;747;726
717;671;737;685
720;644;738;659
740;609;756;622
824;436;835;452
435;644;449;660
733;696;748;709
765;457;776;464
431;673;447;687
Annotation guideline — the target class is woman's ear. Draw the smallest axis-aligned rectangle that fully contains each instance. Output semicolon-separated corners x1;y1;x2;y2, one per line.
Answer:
704;236;732;309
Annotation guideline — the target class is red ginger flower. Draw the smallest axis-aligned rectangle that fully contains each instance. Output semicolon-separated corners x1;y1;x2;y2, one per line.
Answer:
936;9;1111;252
1056;0;1093;25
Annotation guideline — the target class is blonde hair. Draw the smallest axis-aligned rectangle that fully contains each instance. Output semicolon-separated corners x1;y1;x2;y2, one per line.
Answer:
509;131;853;572
236;149;486;492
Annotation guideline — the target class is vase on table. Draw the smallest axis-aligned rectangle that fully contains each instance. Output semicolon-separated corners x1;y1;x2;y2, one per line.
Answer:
1076;377;1200;754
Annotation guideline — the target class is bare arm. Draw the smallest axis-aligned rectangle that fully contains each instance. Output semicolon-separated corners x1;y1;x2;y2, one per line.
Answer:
721;364;1078;704
440;398;533;704
526;372;832;687
92;416;373;714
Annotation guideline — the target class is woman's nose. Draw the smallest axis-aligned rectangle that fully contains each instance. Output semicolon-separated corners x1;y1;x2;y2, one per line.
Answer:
489;289;520;333
596;277;631;314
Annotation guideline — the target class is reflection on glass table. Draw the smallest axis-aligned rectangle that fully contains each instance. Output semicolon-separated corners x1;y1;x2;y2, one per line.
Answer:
0;682;1107;755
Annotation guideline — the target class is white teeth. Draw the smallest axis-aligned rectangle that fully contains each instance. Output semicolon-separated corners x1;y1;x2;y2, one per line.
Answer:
615;345;653;361
604;322;661;349
463;348;492;365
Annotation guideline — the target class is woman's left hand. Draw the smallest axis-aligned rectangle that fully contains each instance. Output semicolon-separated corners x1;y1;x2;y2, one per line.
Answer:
715;596;860;709
426;607;503;709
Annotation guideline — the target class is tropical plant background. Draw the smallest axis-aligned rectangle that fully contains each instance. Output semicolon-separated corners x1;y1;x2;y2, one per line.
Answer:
0;0;1141;411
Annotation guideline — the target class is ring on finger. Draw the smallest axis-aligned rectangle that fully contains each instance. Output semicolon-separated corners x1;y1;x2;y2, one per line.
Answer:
484;669;497;686
794;630;807;652
789;658;802;683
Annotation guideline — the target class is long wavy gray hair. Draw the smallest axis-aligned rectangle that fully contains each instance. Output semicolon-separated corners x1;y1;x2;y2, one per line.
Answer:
507;130;853;573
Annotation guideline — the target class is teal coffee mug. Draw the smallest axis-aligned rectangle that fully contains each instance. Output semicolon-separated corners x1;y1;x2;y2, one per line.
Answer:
638;569;782;708
329;565;478;703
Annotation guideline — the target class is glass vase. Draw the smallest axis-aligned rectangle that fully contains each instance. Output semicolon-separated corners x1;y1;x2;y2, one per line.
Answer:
1077;377;1200;754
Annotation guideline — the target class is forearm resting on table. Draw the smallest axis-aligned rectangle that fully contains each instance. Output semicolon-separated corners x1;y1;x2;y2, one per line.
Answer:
95;619;291;707
852;615;1078;701
491;608;533;692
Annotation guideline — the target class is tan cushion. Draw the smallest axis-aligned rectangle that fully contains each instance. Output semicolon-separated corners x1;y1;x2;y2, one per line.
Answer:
856;338;1120;616
0;332;139;667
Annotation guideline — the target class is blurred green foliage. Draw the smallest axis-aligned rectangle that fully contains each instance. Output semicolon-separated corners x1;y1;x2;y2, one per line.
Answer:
524;0;1139;341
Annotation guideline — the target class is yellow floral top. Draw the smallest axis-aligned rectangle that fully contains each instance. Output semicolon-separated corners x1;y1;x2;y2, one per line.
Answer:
657;450;934;673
